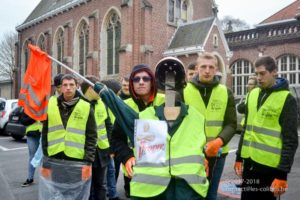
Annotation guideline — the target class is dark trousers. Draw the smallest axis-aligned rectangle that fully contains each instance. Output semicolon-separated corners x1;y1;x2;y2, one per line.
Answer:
241;168;276;200
89;165;108;200
131;178;204;200
114;157;131;196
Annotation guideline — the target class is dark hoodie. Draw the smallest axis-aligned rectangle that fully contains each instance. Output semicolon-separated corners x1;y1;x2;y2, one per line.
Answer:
111;64;158;164
128;64;157;110
236;78;298;180
186;75;237;149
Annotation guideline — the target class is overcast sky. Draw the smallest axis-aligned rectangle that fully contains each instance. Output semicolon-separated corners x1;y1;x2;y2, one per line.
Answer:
0;0;296;40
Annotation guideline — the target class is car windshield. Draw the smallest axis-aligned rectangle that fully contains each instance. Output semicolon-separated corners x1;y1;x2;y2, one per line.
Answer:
11;102;18;109
0;101;5;111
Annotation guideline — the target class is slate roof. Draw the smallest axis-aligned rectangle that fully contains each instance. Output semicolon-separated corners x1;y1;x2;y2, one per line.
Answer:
167;17;214;50
260;0;300;24
16;0;87;30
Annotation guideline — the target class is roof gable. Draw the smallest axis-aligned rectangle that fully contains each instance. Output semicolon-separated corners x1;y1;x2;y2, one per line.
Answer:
260;0;300;24
24;0;74;24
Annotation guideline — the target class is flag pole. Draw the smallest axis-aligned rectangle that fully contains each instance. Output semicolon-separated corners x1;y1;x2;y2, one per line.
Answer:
48;55;95;87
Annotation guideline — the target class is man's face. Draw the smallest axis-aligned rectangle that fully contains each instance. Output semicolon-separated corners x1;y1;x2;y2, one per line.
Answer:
197;58;217;83
61;79;77;101
247;79;256;92
132;71;152;98
255;65;276;89
186;69;196;81
121;79;130;96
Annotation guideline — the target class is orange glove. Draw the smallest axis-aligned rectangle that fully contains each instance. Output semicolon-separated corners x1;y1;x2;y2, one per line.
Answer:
81;165;92;181
40;167;51;179
271;179;288;197
125;157;136;178
205;138;223;157
234;161;243;177
204;159;209;177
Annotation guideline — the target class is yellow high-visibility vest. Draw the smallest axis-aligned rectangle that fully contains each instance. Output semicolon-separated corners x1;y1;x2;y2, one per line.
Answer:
94;99;109;149
47;98;90;159
131;106;209;198
184;83;229;153
241;88;289;168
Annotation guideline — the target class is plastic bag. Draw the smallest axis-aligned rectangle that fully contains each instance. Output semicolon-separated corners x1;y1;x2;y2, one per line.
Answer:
39;157;91;200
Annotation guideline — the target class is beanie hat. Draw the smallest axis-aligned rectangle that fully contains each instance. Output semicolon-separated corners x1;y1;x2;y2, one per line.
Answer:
54;73;64;87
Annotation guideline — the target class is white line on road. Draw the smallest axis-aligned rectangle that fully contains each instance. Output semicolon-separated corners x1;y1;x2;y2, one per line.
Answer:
229;149;237;153
0;145;27;151
0;137;11;140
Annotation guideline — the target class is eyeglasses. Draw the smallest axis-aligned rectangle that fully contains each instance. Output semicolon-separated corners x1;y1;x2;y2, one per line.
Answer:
132;76;152;83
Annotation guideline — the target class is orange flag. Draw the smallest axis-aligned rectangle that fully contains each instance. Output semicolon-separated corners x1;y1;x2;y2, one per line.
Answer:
18;44;52;121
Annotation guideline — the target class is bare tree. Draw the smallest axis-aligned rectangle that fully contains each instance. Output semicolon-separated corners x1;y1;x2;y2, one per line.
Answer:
0;32;17;81
221;15;250;33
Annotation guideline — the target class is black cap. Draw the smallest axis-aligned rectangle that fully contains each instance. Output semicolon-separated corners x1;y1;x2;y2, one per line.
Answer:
54;73;64;87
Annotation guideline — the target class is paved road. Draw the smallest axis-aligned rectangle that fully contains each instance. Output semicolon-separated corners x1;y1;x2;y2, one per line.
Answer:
0;134;299;200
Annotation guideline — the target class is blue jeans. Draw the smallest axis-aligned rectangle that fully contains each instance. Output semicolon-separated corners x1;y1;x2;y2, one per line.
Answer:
206;156;226;200
26;135;40;180
106;157;118;199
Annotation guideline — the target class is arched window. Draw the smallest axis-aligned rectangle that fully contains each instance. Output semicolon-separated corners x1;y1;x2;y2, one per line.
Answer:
181;0;188;22
230;59;254;97
37;34;46;51
168;0;175;22
213;34;218;48
168;0;190;24
79;22;89;75
277;54;300;86
24;41;30;71
55;28;64;74
107;12;121;75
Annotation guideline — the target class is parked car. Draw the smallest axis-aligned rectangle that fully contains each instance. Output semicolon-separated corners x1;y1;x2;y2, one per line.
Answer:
6;106;26;140
0;99;18;134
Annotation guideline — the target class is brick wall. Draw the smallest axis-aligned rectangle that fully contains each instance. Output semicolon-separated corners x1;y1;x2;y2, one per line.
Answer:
16;0;214;94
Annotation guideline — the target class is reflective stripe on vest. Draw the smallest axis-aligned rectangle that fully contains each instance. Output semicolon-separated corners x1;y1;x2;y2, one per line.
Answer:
47;98;90;159
241;88;289;168
130;106;208;198
26;121;42;134
94;100;109;149
184;83;229;153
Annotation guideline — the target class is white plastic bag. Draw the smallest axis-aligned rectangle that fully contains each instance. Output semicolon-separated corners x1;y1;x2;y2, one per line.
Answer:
134;119;167;164
39;157;91;200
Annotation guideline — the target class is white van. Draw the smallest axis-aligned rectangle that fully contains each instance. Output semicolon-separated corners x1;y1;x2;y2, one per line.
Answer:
0;99;18;134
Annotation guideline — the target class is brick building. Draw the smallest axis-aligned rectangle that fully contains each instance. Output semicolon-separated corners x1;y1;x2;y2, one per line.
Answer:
225;0;300;97
14;0;231;97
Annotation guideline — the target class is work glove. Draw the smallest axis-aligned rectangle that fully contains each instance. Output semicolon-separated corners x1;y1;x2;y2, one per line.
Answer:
40;167;51;179
205;138;223;157
204;159;209;177
93;82;108;95
271;179;288;197
125;157;136;178
234;161;243;178
81;165;92;181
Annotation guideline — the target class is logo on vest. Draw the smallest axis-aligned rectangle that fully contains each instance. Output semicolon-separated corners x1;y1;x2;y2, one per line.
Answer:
96;111;105;119
261;107;280;119
210;99;223;111
73;111;84;121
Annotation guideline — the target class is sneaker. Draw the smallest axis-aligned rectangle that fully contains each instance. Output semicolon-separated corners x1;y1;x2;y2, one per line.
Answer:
21;179;34;187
